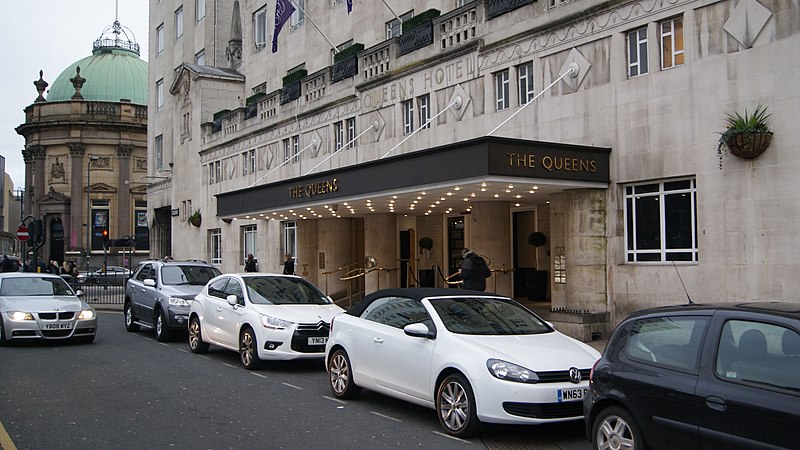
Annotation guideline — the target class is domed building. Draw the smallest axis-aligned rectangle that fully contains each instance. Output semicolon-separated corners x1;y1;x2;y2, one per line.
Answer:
15;20;149;271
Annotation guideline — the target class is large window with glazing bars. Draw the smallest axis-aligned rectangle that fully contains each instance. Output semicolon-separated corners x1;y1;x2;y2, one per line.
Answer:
624;178;697;262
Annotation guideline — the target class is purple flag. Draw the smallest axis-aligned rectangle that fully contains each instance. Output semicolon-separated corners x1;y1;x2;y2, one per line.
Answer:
347;0;353;14
272;0;296;53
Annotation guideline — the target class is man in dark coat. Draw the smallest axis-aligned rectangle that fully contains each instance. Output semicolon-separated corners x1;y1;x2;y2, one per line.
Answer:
459;248;491;291
244;254;257;272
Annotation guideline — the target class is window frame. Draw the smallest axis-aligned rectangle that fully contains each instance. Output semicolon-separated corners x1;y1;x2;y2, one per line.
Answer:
418;94;431;130
155;134;164;172
283;221;297;260
517;62;534;105
290;0;305;29
175;6;184;39
495;69;510;111
334;121;344;151
196;0;205;22
346;117;356;148
660;17;684;70
156;79;164;110
156;24;165;55
627;27;649;78
402;99;414;134
242;224;257;264
253;6;267;50
209;229;222;265
195;49;205;65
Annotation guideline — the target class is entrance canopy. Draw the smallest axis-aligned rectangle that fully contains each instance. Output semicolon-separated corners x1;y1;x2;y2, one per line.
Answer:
216;136;610;220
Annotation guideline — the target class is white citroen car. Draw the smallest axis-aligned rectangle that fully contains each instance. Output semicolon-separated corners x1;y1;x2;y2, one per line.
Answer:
188;273;344;369
325;288;601;438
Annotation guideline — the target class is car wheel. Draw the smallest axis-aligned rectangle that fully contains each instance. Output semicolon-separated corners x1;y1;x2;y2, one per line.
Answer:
155;309;172;342
188;316;209;353
592;405;646;450
328;348;361;399
0;318;8;346
123;302;140;332
239;327;262;369
436;373;480;438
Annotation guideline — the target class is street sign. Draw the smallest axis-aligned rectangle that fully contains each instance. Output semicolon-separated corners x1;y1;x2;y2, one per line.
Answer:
16;226;30;241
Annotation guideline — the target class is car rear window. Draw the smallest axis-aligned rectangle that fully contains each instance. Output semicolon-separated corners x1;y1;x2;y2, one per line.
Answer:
162;265;221;285
623;316;708;372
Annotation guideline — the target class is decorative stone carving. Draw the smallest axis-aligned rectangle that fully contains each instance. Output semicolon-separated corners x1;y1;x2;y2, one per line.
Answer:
89;156;112;170
68;142;85;157
560;48;591;92
34;70;49;103
70;66;86;100
227;1;243;68
28;144;46;160
49;157;66;183
724;0;772;48
448;84;471;122
117;144;134;158
134;157;148;172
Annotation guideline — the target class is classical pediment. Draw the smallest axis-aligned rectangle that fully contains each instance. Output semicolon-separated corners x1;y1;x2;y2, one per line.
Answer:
84;182;118;194
129;184;148;195
38;186;69;204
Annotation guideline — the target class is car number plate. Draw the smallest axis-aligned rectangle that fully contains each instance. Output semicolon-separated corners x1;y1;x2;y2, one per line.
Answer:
308;337;328;345
557;388;587;402
44;323;73;330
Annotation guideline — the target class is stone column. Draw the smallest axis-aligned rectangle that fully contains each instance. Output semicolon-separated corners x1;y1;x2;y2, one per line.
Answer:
30;145;46;217
68;143;85;250
364;214;398;293
467;201;512;296
117;144;134;237
297;219;318;284
315;218;354;300
22;148;35;217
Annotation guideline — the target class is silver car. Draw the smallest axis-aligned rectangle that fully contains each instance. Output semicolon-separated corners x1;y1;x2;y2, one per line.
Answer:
0;273;97;344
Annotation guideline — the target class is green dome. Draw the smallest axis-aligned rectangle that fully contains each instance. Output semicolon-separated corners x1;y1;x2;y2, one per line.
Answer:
47;47;148;105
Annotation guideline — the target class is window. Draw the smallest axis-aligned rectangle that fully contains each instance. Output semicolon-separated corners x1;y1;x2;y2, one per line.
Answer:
715;320;800;391
134;200;149;251
91;200;110;251
362;297;432;330
624;178;697;262
175;7;184;39
346;117;356;148
292;136;300;162
155;135;164;171
518;62;534;105
283;138;291;163
209;229;222;265
215;160;222;182
386;11;414;39
334;121;344;151
242;224;257;264
627;27;648;77
623;316;708;372
455;0;468;6
241;152;249;175
156;24;165;54
156;79;164;109
402;100;414;134
418;94;431;130
208;164;215;184
660;17;684;69
494;69;509;111
196;0;205;21
249;149;256;173
254;6;267;49
290;0;305;28
283;221;297;260
195;49;205;65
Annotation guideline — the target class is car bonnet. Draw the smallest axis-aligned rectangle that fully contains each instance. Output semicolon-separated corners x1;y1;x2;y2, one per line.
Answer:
455;331;601;371
0;296;83;312
250;303;344;324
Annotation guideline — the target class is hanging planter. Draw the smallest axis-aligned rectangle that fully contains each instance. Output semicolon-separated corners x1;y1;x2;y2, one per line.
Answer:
716;104;773;169
187;209;202;227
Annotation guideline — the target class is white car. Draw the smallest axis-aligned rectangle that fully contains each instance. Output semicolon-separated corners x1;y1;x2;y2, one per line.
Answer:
0;272;97;344
325;288;601;438
188;273;345;369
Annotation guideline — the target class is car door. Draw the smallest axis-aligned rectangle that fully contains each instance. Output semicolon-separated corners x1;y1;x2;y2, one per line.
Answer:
354;296;435;401
216;277;247;348
130;264;154;319
695;314;800;449
202;277;232;346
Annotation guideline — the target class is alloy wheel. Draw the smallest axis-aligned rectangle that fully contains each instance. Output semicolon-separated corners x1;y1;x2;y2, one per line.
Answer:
596;414;636;450
439;380;469;432
329;353;349;395
240;330;255;367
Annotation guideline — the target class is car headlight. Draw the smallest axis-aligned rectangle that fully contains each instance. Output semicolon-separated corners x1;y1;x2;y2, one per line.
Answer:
10;311;34;321
168;297;190;307
78;309;95;320
260;314;294;330
487;358;539;383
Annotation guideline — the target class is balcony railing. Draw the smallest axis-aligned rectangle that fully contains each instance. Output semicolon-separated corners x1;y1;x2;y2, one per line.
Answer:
398;23;434;56
331;55;358;83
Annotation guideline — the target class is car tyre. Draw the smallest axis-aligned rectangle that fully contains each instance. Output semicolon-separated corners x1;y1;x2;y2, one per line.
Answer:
188;316;209;353
328;348;361;399
239;327;262;369
155;309;172;342
436;373;480;438
0;318;8;346
592;405;646;450
123;302;140;332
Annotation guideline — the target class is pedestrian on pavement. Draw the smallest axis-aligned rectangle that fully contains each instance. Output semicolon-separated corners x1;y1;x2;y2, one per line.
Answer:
1;255;13;273
459;248;491;291
48;260;61;275
244;254;258;272
282;253;295;275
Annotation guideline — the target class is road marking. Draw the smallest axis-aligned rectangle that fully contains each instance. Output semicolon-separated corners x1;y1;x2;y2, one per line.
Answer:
323;395;346;404
222;363;238;369
176;348;188;353
371;411;401;422
200;355;210;360
251;372;268;379
143;337;153;342
0;419;17;450
432;430;472;444
159;343;170;347
282;382;303;390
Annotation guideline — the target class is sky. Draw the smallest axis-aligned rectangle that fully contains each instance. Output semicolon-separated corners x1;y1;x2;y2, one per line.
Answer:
0;0;149;190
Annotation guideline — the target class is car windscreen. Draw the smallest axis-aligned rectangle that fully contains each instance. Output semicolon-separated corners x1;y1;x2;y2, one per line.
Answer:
0;277;75;296
243;276;331;305
429;297;551;335
161;265;221;286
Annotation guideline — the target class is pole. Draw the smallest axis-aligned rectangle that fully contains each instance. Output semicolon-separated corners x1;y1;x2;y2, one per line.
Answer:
289;0;338;53
86;156;99;274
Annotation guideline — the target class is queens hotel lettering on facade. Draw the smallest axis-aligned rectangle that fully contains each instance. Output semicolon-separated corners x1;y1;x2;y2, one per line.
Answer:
148;0;799;339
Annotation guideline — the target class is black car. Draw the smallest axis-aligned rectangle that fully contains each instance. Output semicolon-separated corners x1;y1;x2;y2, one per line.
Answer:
584;302;800;450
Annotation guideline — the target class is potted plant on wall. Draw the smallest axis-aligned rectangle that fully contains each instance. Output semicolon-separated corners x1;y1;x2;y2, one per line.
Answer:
187;209;202;227
526;232;548;301
716;104;773;169
418;237;435;287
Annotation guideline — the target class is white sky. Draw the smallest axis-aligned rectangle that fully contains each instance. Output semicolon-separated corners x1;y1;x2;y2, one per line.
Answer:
0;0;149;190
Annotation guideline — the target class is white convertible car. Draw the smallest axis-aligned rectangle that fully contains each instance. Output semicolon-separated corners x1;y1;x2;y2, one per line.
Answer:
188;273;344;369
325;288;601;437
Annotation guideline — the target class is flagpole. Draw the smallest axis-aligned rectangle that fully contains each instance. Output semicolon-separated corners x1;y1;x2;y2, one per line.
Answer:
289;0;339;53
381;0;401;21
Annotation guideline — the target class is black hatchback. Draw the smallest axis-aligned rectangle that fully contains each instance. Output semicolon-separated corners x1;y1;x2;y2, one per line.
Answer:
584;302;800;450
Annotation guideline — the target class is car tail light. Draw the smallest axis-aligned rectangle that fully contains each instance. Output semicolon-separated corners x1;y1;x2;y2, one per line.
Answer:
589;358;600;385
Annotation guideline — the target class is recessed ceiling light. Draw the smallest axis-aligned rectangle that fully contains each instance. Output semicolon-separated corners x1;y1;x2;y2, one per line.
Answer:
533;186;539;190
505;189;511;193
435;201;440;204
508;185;514;189
421;192;427;195
413;200;418;204
416;196;422;200
480;188;486;192
515;194;521;198
515;203;521;207
392;195;398;199
470;193;476;197
480;182;487;187
463;198;469;201
494;194;500;198
454;186;461;191
447;192;453;196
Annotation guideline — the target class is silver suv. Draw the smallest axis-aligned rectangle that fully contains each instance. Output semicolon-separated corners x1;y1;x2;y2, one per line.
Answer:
124;259;221;341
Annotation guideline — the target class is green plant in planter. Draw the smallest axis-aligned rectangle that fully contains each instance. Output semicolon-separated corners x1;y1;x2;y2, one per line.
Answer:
528;232;547;270
187;209;202;227
716;104;772;169
402;9;440;33
334;43;364;64
418;237;434;250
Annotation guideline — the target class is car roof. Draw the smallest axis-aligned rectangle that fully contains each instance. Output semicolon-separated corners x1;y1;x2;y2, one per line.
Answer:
624;301;800;321
0;272;63;280
347;287;506;316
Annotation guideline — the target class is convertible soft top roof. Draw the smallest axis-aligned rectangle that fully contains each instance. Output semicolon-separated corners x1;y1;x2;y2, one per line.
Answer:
346;287;503;316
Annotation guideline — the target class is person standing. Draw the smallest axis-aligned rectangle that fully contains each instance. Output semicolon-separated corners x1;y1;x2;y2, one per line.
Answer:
244;254;257;272
282;253;295;275
459;248;491;291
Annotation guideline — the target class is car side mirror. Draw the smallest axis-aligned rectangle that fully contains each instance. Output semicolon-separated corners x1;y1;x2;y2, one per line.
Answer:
226;294;239;306
404;322;434;339
75;290;85;298
143;279;156;287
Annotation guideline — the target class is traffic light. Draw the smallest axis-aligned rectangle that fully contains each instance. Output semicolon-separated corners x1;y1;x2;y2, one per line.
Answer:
102;229;110;247
28;219;44;245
